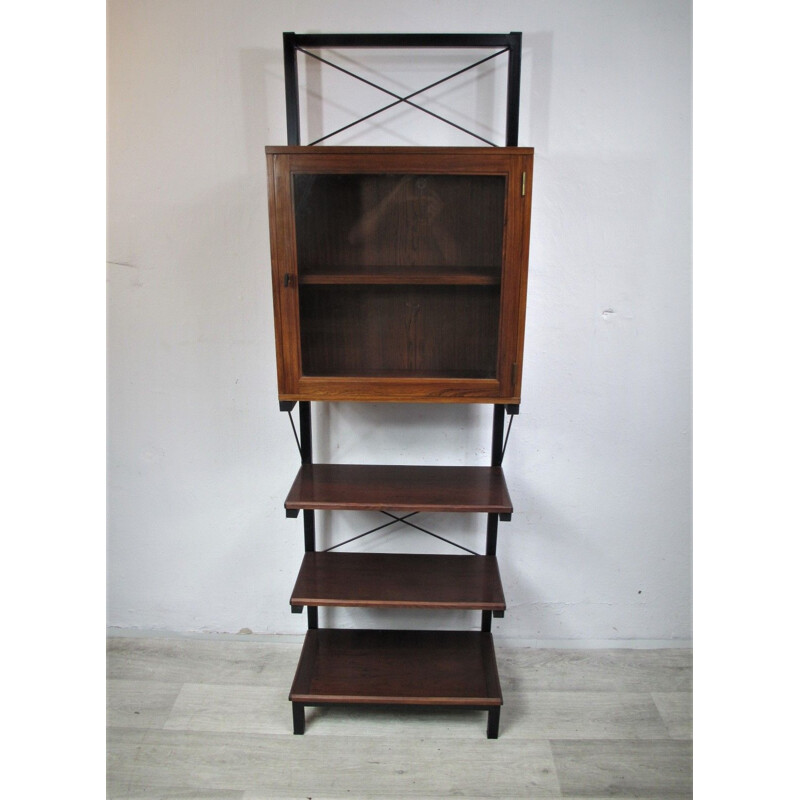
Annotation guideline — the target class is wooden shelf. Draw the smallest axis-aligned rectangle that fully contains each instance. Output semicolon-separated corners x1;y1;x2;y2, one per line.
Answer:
299;368;497;380
285;464;513;514
291;552;505;611
298;265;500;286
290;629;503;707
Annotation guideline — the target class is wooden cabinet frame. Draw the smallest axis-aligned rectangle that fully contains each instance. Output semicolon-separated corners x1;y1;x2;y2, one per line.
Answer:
267;146;533;404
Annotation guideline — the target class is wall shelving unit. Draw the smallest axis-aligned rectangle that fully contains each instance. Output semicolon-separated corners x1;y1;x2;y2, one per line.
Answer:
267;33;532;739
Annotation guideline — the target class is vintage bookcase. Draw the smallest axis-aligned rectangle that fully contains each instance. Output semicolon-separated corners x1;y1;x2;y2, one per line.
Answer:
266;144;533;737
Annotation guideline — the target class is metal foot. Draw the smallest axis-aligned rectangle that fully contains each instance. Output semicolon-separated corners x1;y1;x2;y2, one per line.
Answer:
292;702;305;735
487;707;500;739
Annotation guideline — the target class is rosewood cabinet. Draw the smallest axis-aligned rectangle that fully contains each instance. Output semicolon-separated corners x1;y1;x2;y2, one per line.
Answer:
266;145;533;738
267;147;533;404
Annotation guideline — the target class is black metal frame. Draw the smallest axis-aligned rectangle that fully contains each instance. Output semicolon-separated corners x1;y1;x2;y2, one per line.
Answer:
279;32;523;739
283;32;522;147
293;701;501;738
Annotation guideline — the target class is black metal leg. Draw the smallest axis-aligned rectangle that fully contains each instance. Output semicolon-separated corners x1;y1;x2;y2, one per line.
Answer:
292;702;305;735
487;707;500;739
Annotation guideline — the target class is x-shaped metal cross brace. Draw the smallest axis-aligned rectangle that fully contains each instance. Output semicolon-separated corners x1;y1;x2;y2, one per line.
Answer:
296;45;510;146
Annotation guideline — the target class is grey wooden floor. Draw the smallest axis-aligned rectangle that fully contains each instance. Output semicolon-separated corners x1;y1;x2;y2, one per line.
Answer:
107;635;692;799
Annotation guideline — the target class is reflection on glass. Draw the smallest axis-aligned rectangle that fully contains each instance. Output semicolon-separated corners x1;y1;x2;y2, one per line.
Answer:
293;173;505;378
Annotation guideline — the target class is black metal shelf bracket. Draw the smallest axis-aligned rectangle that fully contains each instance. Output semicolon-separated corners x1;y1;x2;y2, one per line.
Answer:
285;407;303;459
500;413;516;464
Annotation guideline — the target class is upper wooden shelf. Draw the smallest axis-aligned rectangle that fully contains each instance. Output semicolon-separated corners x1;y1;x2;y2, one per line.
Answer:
284;464;513;514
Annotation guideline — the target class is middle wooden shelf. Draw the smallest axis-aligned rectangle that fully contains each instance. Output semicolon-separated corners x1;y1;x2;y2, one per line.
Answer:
290;551;506;611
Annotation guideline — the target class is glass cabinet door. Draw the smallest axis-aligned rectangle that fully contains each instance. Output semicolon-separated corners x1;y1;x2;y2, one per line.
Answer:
292;172;506;379
267;147;532;403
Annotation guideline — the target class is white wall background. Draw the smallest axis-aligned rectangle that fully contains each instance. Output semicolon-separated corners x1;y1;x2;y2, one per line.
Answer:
107;0;691;644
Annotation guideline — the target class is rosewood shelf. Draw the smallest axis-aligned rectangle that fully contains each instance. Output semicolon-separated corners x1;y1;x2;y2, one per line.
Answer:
298;265;500;286
289;629;503;736
290;552;506;611
284;464;513;515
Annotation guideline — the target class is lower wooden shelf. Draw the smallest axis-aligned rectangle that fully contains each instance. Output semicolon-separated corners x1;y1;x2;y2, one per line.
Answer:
289;629;503;738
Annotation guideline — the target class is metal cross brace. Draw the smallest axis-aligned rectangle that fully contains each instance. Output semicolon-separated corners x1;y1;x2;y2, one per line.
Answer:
295;45;510;146
325;510;478;555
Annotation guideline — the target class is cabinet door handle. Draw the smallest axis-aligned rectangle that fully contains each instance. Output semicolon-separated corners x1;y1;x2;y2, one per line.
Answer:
284;273;290;287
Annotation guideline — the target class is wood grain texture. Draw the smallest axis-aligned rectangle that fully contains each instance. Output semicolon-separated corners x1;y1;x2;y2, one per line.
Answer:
265;146;533;403
550;739;692;798
290;552;506;610
106;679;182;729
499;691;670;739
108;636;692;797
298;265;500;285
300;284;501;378
289;629;503;706
284;463;513;513
108;727;561;798
651;692;692;739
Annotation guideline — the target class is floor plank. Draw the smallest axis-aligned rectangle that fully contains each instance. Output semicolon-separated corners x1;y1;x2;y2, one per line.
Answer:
107;637;299;686
495;647;692;692
107;636;692;798
652;691;693;739
500;691;670;739
107;679;183;730
108;728;560;798
164;683;290;736
550;739;692;798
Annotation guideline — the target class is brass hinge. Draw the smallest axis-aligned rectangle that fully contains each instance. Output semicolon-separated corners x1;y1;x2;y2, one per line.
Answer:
521;172;526;196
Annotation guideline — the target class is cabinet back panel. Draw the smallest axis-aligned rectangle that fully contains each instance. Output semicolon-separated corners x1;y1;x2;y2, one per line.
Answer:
299;285;500;378
293;173;505;273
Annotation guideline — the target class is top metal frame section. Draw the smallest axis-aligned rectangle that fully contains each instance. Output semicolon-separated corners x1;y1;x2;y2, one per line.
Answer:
282;32;522;148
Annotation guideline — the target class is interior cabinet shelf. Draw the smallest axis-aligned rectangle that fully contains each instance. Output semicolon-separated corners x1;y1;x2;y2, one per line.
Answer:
285;464;513;515
298;266;500;286
291;552;506;611
289;629;503;736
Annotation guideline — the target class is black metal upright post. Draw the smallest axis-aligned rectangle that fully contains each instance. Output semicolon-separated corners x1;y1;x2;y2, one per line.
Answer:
298;400;318;629
482;30;521;634
299;400;314;553
505;32;522;147
483;403;507;632
283;32;301;146
285;32;310;627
